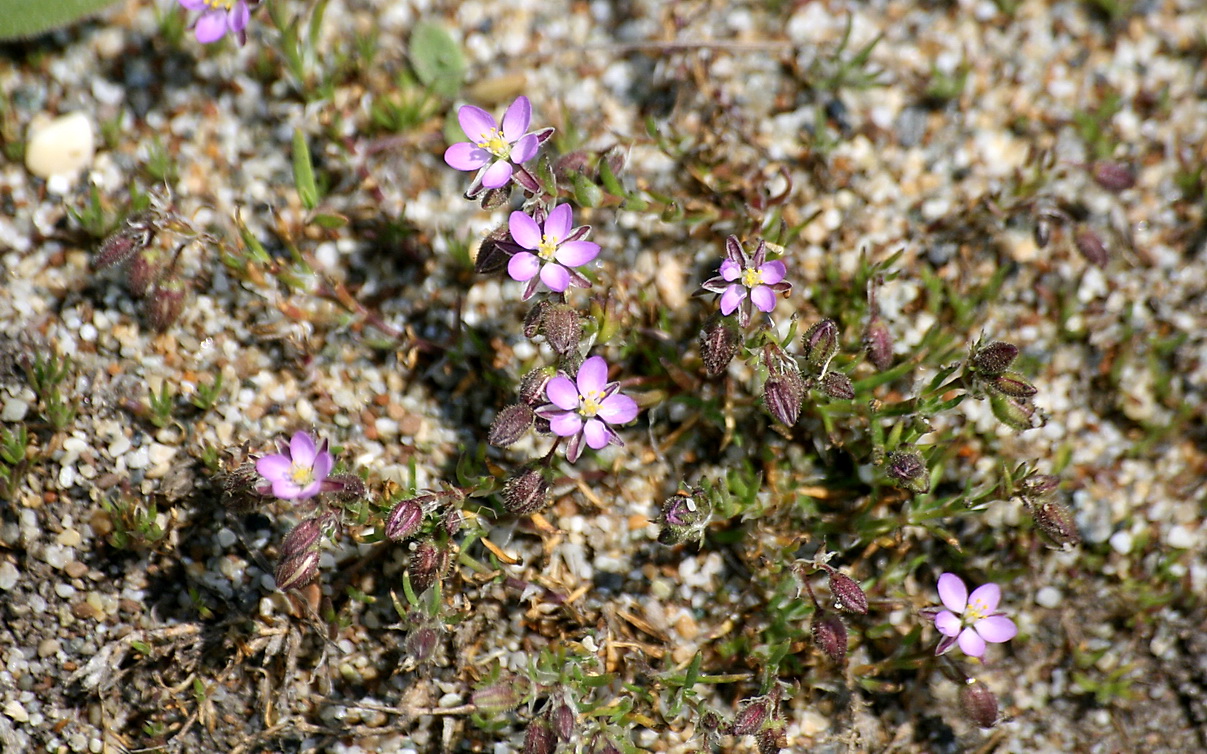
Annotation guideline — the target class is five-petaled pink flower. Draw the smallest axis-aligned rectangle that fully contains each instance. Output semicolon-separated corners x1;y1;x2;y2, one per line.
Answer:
507;204;600;299
444;96;553;198
701;236;791;328
933;573;1018;658
178;0;252;45
256;431;334;500
535;356;639;463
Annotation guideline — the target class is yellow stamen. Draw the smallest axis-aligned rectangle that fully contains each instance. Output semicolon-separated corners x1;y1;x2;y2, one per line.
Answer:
476;129;511;159
741;267;764;287
537;234;559;261
289;464;314;488
580;390;603;418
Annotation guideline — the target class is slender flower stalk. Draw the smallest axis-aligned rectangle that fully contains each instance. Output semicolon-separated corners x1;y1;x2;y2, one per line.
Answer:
932;573;1018;658
535;356;638;463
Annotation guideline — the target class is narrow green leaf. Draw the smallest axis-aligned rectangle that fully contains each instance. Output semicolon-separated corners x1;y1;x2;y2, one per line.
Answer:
292;129;319;211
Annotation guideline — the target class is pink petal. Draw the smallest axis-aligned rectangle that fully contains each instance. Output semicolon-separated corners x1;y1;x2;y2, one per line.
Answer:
290;432;317;466
974;615;1018;644
719;259;741;281
194;11;228;43
480;160;513;189
312;451;333;481
444;142;491;171
507;252;541;283
759;260;786;285
272;478;302;499
501;96;531;142
968;583;1002;613
508;211;542;249
957;628;986;658
545;204;573;241
582;418;613;449
540;263;570;293
457;105;497;141
719;285;745;315
510;134;539;164
937;573;968;613
576;356;609;395
934;610;962;637
179;0;207;10
597;393;638;425
750;285;776;313
545;376;580;411
296;480;323;499
549;412;583;438
228;1;249;33
256;454;292;481
555;240;599;268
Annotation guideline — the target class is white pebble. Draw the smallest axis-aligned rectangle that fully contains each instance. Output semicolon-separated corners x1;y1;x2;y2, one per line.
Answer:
55;582;76;598
25;112;95;181
1036;586;1062;608
1166;525;1194;550
1108;530;1132;554
216;527;238;549
1;399;28;422
3;699;29;723
0;561;18;590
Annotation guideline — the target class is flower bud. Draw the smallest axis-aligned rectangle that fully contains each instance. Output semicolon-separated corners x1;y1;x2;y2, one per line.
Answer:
145;280;187;331
828;572;868;615
524;300;549;339
1090;160;1135;192
475;224;514;275
489;403;535;447
127;249;163;298
959;679;999;728
385;499;425;541
763;370;804;425
405;624;438;664
970;340;1018;377
553;151;590;182
699;313;741;377
519;367;555;407
1017;473;1059;501
757;726;786;754
863;316;893;371
220;462;266;512
478;186;510;210
819;371;854;400
885;449;930;494
501;466;550;516
472;683;520;715
1074;227;1109;267
550;701;575;741
989;392;1039;431
327;473;367;502
523;722;556;754
408;541;448;593
541;304;582;355
811;613;847;663
656;488;712;546
729;697;770;736
442;506;463;537
602;145;628;178
987;371;1038;398
280;517;326;562
1030;500;1080;549
95;220;155;271
801;319;839;373
274;549;320;591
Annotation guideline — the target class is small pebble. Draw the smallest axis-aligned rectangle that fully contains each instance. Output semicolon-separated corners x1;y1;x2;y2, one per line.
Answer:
1166;525;1194;550
3;699;29;723
37;639;61;658
1;399;29;422
1108;530;1132;555
0;561;19;590
25;112;95;181
1036;586;1062;609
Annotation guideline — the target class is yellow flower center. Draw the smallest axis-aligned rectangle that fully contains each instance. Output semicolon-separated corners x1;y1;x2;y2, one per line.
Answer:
202;0;235;9
537;234;559;261
965;596;990;622
476;129;510;158
289;463;315;488
741;267;764;287
580;390;604;418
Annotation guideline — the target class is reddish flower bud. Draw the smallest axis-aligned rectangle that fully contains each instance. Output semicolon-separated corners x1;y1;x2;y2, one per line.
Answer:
144;280;187;331
970;340;1018;377
524;300;550;339
280;517;326;562
550;701;575;740
501;466;550;516
95;220;155;271
127;249;163;298
1030;500;1080;549
475;224;514;275
274;549;320;591
729;697;770;736
220;462;266;512
442;507;463;537
763;369;804;425
863;316;893;371
699;313;741;377
812;613;847;663
801;319;839;373
408;541;448;593
885;449;930;494
988;371;1038;398
959;679;999;728
405;625;438;664
819;371;854;400
1017;473;1059;501
385;499;425;541
1090;160;1135;192
1074;227;1109;267
518;367;555;407
828;572;868;615
489;403;535;447
757;726;787;754
542;304;582;355
523;721;556;754
327;472;367;502
656;488;711;546
602;145;628;178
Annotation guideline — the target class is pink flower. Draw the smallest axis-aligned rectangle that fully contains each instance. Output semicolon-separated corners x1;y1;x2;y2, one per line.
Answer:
256;431;334;500
178;0;252;45
535;356;639;463
933;573;1018;658
444;96;553;198
507;204;600;299
701;236;791;328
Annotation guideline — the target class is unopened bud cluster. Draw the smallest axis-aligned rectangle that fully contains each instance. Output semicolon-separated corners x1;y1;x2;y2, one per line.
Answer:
1015;472;1080;549
967;337;1044;431
655;487;712;546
